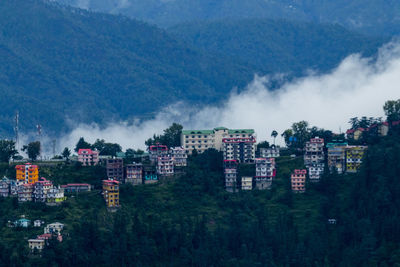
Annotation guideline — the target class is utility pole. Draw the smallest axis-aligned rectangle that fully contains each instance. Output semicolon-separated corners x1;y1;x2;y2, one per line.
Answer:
14;111;19;151
52;139;56;158
37;124;42;160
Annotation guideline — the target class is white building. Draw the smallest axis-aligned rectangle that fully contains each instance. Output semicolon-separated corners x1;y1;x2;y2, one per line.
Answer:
157;156;174;177
307;163;325;181
241;177;253;190
260;146;280;158
304;137;325;166
224;160;238;192
170;147;187;167
44;222;64;234
223;137;256;163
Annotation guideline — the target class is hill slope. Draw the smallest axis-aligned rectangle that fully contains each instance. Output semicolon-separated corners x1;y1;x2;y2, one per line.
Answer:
169;19;385;76
56;0;400;35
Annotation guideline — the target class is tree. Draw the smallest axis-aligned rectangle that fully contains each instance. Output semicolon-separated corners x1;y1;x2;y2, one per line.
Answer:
271;130;278;145
92;139;122;156
62;147;71;160
75;137;92;152
281;129;294;147
145;123;183;148
0;140;18;162
383;99;400;124
22;141;41;161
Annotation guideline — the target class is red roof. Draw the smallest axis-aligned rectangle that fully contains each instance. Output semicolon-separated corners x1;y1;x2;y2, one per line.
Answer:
102;179;119;185
37;233;52;240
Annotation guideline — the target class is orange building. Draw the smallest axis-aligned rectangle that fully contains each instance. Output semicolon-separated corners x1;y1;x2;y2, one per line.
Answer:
291;169;307;193
16;163;39;184
102;179;120;208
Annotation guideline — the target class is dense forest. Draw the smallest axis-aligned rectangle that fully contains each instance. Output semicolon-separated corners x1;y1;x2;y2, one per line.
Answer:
57;0;400;35
1;123;400;265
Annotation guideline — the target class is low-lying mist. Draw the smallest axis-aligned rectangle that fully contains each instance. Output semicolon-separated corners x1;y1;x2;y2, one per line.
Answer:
29;42;400;155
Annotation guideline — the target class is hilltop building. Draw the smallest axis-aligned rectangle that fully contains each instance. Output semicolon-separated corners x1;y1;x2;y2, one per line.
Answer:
157;156;174;177
224;160;238;192
254;158;276;190
291;169;307;193
170;147;187;167
181;127;255;155
16;163;39;184
241;177;253;190
78;149;99;166
148;144;168;163
327;142;348;174
125;163;143;185
260;145;280;158
102;179;120;208
106;158;124;182
346;146;368;173
223;136;256;163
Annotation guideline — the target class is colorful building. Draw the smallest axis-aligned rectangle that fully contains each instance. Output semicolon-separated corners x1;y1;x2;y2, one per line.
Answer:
346;146;367;173
291;169;307;193
157;156;174;177
61;183;91;193
16;163;39;184
224;160;238;192
223;136;256;163
304;137;325;166
254;158;276;190
125;163;143;185
102;179;120;208
78;149;99;166
143;166;158;184
106;158;124;182
241;176;253;190
46;187;66;204
148;144;168;163
33;177;53;202
181;127;255;155
327;142;348;174
170;147;187;167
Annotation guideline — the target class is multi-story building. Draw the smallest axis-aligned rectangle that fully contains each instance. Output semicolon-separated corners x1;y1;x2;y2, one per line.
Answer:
28;239;45;252
78;149;99;166
327;142;348;174
223;136;256;163
0;177;11;197
33;177;53;202
307;164;325;181
106;158;124;182
260;145;280;158
291;169;307;193
46;187;66;204
143;166;158;184
181;127;255;155
304;137;325;166
16;163;39;184
102;179;120;208
61;183;91;193
224;160;238;192
241;176;253;190
254;158;276;190
148;144;168;163
170;147;187;167
10;180;18;196
125;163;143;185
346;146;367;173
157;156;174;177
18;184;33;202
44;222;64;234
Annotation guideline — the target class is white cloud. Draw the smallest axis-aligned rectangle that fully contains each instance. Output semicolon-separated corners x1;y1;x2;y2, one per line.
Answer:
48;42;400;153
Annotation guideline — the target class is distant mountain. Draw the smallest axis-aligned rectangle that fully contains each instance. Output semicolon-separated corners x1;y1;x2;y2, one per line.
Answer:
56;0;400;36
0;0;255;136
168;19;385;76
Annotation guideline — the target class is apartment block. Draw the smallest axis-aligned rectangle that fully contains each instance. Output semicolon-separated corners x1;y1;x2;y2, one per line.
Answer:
16;163;39;184
260;145;280;158
327;142;348;174
125;163;143;185
254;158;276;190
241;176;253;190
346;146;368;173
18;184;33;202
307;164;325;181
106;158;124;182
28;239;45;252
61;183;91;193
44;222;64;234
148;144;168;163
33;177;53;203
143;166;158;184
47;187;66;204
0;177;11;197
102;179;120;208
181;127;255;155
304;137;325;166
224;160;238;192
78;149;99;166
157;156;174;177
223;136;256;163
291;169;307;193
170;147;187;167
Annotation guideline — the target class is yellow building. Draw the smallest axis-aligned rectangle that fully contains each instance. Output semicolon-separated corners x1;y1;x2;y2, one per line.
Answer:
16;163;39;184
346;146;367;173
102;179;120;208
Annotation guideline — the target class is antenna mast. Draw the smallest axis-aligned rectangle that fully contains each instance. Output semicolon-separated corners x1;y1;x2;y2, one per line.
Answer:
14;111;19;150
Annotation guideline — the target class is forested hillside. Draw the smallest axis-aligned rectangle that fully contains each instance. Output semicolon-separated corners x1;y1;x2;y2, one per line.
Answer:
169;19;385;75
57;0;400;35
